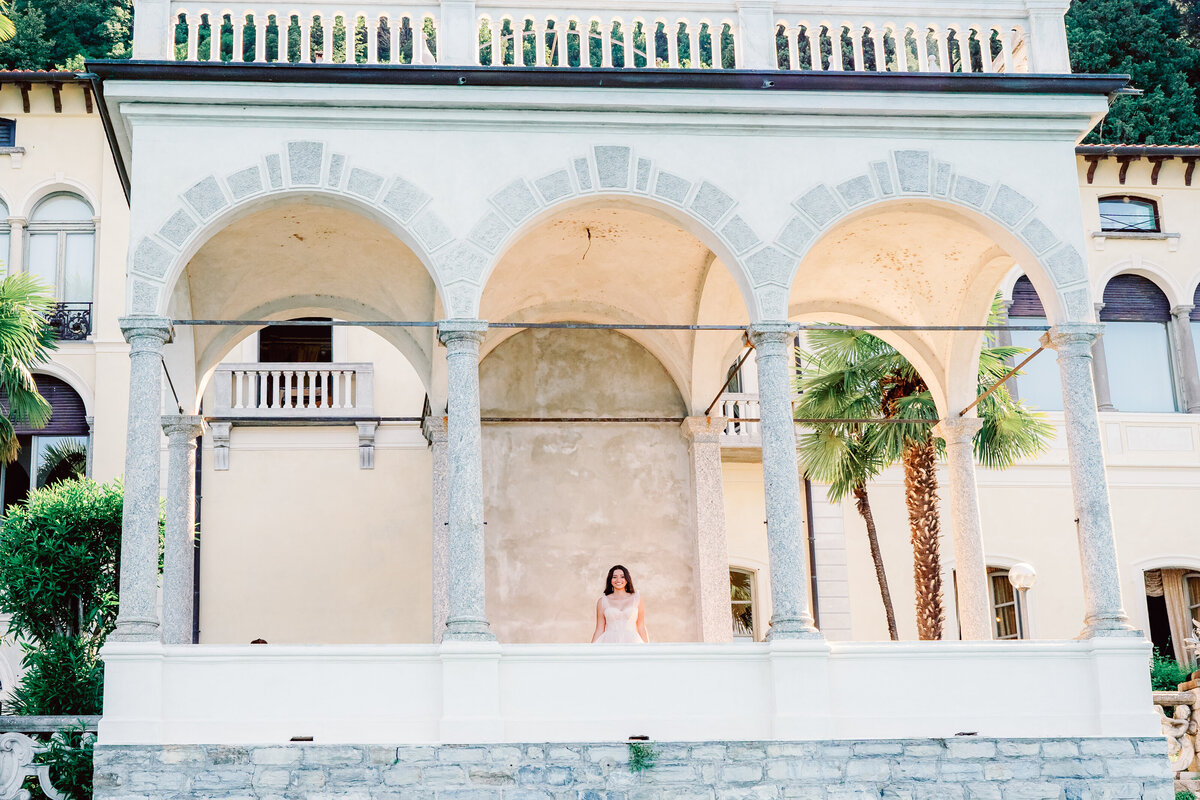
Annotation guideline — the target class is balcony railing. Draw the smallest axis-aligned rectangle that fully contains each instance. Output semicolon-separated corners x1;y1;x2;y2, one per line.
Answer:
144;0;1066;72
719;392;762;443
212;362;374;419
44;302;92;342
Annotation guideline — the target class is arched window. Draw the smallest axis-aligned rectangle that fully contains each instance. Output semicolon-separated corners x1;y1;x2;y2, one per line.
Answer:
0;374;89;509
730;567;757;640
1100;274;1176;412
0;199;9;275
1098;196;1160;233
26;193;95;303
1190;284;1200;380
1007;276;1061;411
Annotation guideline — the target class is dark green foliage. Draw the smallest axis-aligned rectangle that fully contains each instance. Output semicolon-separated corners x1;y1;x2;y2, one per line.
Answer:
627;742;658;772
1068;0;1200;143
38;723;95;800
9;636;103;715
1178;790;1197;800
0;478;124;644
0;0;130;69
1151;647;1197;691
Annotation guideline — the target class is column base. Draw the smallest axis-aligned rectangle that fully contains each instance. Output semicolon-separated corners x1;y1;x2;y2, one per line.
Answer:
1078;616;1142;639
443;619;497;642
109;618;161;641
765;619;824;641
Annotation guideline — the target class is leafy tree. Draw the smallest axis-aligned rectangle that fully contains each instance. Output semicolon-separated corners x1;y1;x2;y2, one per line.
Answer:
0;5;50;70
793;302;1053;640
1068;0;1200;143
0;0;15;41
0;0;130;69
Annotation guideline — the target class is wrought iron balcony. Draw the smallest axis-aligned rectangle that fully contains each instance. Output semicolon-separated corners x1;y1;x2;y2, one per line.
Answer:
44;302;92;342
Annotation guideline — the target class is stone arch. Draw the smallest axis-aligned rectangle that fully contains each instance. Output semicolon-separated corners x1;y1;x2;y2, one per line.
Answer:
31;362;95;419
124;141;452;318
450;145;766;320
1093;259;1187;309
758;148;1094;325
18;178;101;220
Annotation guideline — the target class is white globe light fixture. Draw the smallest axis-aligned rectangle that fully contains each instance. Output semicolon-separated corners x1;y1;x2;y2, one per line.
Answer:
1007;562;1037;639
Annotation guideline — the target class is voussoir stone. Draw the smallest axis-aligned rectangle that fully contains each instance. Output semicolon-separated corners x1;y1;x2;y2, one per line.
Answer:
347;167;385;200
158;209;197;247
573;158;593;191
746;245;794;286
327;153;346;188
132;237;174;280
721;215;760;255
689;181;736;225
469;211;512;252
951;176;989;208
1043;242;1087;286
836;175;876;207
654;172;691;205
183;176;228;220
988;184;1035;227
381;178;432;223
795;184;843;228
894;149;931;193
533;169;574;203
287;141;324;185
225;165;264;200
491;179;541;225
594;146;631;189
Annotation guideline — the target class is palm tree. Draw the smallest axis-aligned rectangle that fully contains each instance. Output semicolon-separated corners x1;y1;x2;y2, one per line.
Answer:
794;298;1053;640
0;273;57;463
794;333;899;641
0;1;15;43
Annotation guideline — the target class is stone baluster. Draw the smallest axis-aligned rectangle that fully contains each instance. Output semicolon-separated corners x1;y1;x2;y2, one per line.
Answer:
1042;324;1137;638
667;21;680;68
162;415;204;645
851;26;865;70
682;416;733;643
438;320;495;641
935;28;950;70
749;323;821;640
872;27;886;71
112;317;173;641
232;13;245;61
934;417;992;640
1170;305;1200;413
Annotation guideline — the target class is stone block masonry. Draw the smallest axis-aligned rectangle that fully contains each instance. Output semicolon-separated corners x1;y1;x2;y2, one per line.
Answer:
93;738;1172;799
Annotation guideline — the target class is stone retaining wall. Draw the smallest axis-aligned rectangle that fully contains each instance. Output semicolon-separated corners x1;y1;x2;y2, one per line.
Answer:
93;738;1173;799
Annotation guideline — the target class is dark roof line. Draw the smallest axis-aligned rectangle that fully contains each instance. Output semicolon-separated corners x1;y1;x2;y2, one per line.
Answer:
1077;144;1200;157
85;59;1130;95
0;71;84;83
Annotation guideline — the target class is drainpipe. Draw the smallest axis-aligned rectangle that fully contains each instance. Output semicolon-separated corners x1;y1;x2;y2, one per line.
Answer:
192;428;202;644
803;475;820;630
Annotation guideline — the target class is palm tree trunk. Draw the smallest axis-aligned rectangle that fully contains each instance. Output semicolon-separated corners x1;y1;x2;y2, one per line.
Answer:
903;436;944;640
852;484;898;641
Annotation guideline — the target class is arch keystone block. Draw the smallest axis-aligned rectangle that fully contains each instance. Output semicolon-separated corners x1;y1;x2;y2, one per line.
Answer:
988;184;1035;228
794;185;842;228
594;146;632;189
533;170;573;203
225;166;264;200
182;176;228;221
690;182;736;226
491;179;541;226
893;150;931;194
132;238;174;280
381;178;432;223
347;168;385;201
157;210;197;248
287;141;324;186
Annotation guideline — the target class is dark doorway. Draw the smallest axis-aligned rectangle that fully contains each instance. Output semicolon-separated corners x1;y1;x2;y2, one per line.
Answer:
1146;593;1174;657
258;318;333;363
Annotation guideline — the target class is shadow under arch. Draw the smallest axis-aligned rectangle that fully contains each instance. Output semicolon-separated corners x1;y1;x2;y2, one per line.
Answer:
135;186;449;320
189;295;436;415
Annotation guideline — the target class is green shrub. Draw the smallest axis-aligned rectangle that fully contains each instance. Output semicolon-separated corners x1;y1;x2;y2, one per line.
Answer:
1151;648;1197;691
9;636;103;716
628;741;658;773
30;723;96;800
1176;790;1196;800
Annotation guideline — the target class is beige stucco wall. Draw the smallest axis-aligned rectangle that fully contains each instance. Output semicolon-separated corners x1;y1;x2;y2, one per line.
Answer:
479;328;698;643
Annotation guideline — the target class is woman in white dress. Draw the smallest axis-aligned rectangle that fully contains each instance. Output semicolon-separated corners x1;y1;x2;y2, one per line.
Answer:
591;565;649;643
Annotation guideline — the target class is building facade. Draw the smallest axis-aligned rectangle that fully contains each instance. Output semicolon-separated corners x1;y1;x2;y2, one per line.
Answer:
0;5;1186;795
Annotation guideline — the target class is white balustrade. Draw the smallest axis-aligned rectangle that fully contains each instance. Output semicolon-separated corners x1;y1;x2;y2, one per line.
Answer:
719;392;762;442
168;5;439;64
474;7;736;68
212;362;374;418
158;0;1050;72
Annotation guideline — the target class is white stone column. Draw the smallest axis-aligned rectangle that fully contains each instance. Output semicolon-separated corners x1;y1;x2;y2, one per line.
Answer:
682;416;733;643
425;413;450;642
748;323;820;640
1091;303;1116;412
1042;324;1137;638
111;316;172;642
161;414;203;645
437;320;494;642
6;218;24;276
1170;305;1200;413
933;417;992;641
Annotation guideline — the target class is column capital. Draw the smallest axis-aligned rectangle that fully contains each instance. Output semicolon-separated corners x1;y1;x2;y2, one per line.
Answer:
680;416;727;444
747;322;796;348
120;316;173;347
161;414;204;440
1171;304;1195;320
1040;323;1103;357
933;416;984;445
438;319;488;350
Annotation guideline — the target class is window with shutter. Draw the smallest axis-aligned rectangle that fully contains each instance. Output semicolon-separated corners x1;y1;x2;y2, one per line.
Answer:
1007;276;1060;411
1100;275;1176;412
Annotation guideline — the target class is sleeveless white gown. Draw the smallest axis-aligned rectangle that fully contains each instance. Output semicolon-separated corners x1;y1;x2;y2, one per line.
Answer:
595;593;644;643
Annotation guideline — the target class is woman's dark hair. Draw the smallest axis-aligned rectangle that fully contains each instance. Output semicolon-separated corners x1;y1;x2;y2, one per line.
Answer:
604;564;635;595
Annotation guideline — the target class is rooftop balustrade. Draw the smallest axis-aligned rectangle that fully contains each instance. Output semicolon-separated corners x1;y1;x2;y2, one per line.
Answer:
133;0;1070;72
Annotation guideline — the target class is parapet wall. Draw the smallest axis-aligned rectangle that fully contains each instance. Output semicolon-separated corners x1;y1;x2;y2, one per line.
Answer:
94;738;1172;799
